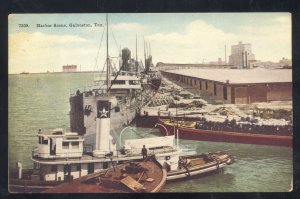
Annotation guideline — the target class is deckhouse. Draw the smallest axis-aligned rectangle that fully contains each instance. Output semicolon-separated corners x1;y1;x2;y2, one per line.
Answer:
36;129;84;159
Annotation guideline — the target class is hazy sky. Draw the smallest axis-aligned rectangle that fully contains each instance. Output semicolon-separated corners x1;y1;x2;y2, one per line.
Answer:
8;13;291;74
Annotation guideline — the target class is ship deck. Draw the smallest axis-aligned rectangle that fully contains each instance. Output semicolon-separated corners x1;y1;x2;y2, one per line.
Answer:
31;146;178;164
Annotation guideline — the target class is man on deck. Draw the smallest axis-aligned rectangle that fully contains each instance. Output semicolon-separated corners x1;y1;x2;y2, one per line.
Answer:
141;145;147;159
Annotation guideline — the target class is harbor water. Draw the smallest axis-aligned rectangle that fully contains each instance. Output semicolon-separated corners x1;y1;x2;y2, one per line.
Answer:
8;73;293;192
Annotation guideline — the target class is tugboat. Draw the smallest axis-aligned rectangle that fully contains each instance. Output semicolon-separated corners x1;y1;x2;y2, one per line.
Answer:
43;156;167;193
8;99;180;192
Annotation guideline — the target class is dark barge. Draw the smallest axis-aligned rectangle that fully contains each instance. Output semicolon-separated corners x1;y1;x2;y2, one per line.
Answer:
156;118;292;147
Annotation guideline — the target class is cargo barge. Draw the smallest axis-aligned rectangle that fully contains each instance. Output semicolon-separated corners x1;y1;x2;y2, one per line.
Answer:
156;117;292;147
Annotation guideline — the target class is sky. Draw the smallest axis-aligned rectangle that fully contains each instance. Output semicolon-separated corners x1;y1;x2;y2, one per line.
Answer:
8;13;291;74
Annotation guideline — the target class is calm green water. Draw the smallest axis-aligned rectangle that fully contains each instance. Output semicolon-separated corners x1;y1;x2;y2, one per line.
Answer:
8;73;293;192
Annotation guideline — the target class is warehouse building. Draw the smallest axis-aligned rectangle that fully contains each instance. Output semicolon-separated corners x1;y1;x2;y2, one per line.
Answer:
161;68;292;104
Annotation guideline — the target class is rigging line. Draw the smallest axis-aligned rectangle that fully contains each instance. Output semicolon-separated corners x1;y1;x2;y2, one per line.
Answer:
100;59;107;74
127;125;160;136
107;62;123;91
111;59;118;73
109;26;121;53
94;24;106;72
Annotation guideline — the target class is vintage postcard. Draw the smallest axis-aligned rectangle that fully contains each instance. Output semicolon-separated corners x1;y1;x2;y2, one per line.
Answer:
8;13;292;193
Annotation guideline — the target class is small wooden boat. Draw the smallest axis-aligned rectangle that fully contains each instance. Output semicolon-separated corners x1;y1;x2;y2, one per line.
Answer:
167;151;233;181
158;118;292;147
43;156;167;193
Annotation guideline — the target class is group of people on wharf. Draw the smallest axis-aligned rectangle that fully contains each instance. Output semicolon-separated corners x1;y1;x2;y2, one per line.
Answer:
195;117;292;136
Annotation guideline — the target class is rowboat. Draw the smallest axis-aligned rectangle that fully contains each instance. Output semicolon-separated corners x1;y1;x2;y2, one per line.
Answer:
167;151;233;181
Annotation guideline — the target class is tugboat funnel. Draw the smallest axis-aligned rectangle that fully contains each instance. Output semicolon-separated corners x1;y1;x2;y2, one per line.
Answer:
93;100;111;157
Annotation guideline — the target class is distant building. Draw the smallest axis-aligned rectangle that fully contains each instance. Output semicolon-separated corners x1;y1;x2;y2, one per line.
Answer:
255;61;281;68
279;57;292;67
63;65;77;72
229;41;255;69
209;58;226;65
248;60;258;68
156;62;232;70
250;58;291;69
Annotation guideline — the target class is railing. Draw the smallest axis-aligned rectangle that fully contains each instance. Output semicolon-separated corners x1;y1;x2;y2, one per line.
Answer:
32;146;179;161
119;126;134;145
115;146;178;158
155;123;169;136
69;82;107;97
32;149;84;161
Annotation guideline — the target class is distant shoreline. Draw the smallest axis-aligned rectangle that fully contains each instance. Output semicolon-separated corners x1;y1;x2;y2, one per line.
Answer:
9;71;100;75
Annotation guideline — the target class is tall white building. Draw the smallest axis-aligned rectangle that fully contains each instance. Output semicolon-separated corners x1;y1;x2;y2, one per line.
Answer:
229;41;255;69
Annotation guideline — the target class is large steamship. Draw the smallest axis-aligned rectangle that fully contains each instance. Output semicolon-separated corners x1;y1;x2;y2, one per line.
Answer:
69;48;151;138
69;25;159;141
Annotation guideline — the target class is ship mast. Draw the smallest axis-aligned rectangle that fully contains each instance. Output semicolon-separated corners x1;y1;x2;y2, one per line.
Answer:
136;34;138;61
143;37;146;68
136;35;138;72
106;14;110;93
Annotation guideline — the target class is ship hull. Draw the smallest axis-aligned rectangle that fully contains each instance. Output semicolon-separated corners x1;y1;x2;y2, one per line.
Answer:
69;93;142;136
9;169;62;193
158;119;292;147
9;152;232;192
9;181;60;193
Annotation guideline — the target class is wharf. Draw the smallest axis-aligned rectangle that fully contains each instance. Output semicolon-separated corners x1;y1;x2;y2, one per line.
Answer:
137;77;291;128
136;76;292;147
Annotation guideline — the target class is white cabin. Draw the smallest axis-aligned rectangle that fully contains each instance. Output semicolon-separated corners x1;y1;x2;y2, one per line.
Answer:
93;71;142;91
36;129;84;159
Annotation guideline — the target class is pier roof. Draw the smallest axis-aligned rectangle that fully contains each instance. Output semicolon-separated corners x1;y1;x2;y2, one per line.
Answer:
165;68;292;84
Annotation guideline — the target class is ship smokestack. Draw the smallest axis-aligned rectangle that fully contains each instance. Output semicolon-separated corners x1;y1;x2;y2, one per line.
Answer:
121;48;131;71
93;100;112;157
